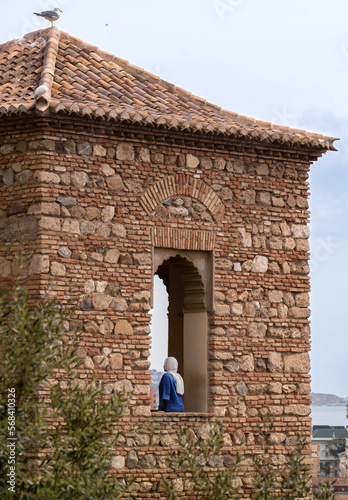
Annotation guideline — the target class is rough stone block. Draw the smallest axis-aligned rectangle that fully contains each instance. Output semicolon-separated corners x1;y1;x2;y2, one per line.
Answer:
95;223;111;238
114;379;133;394
231;303;243;316
268;352;283;372
2;168;15;186
38;216;61;232
77;141;92;155
240;189;256;205
251;255;268;273
284;353;310;373
85;207;101;220
102;205;115;222
267;382;282;394
71;171;89;188
272;196;285;207
268;236;283;250
247;322;267;338
29;139;55;151
6;201;27;216
133;406;151;417
100;164;115;176
74;347;87;358
284;404;311;416
268;290;283;303
215;258;233;270
110;353;123;369
102;383;114;395
269;433;286;444
84;356;94;370
34;171;60;184
238;227;252;247
136;147;151;163
126;450;138;469
284;237;296;250
28;202;60;216
296;239;310;252
214;157;226;170
110;297;128;311
256;191;271;206
29;254;49;275
0;257;11;277
116;142;135;161
114;320;133;336
80;221;95;235
111;456;125;470
92;293;113;310
295;292;310;307
186;153;199;169
288;307;310;319
215;304;230;316
106;174;124;191
111;223;127;238
93;144;107;157
291;224;310;239
239;354;254;372
51;262;66;276
57;246;72;259
133;253;151;265
93;355;109;369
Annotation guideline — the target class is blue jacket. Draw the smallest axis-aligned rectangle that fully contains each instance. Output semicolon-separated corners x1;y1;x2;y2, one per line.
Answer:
159;373;184;412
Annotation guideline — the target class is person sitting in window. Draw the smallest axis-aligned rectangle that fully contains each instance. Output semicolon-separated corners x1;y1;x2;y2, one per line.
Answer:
159;357;184;412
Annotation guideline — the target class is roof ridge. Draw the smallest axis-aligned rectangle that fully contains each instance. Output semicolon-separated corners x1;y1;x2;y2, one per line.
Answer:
0;28;49;50
34;27;61;113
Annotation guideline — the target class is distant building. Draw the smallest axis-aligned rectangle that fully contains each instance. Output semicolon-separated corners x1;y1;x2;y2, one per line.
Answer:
312;425;348;477
340;403;348;478
149;369;163;410
149;386;157;410
311;443;320;477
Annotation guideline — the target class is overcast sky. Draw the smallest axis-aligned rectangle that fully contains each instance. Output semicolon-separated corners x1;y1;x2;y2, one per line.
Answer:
1;0;347;397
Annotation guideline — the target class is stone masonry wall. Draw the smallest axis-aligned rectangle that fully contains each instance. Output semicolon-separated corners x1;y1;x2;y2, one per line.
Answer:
0;115;315;497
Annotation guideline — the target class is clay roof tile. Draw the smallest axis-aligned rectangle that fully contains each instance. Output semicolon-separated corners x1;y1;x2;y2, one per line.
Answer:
0;27;338;153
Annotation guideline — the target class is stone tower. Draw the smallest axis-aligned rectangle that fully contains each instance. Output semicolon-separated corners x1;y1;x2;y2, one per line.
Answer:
0;27;337;496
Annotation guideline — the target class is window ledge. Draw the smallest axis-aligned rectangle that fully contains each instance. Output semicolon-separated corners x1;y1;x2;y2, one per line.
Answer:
150;410;213;418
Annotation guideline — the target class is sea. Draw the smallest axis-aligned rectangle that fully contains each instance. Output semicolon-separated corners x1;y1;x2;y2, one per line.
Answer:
311;405;347;427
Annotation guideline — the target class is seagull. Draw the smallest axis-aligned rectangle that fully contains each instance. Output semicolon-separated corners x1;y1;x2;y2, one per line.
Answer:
34;8;63;26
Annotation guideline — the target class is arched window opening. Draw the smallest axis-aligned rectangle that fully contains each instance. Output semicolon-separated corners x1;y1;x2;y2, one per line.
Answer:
152;249;212;413
149;275;168;409
149;275;169;371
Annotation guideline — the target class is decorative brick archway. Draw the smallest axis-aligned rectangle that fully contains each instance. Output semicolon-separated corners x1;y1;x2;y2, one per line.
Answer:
140;174;225;222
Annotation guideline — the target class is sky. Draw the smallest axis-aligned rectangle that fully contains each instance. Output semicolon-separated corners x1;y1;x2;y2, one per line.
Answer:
1;0;347;397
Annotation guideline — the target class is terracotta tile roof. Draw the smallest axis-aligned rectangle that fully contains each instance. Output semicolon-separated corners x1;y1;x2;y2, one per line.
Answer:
0;27;338;152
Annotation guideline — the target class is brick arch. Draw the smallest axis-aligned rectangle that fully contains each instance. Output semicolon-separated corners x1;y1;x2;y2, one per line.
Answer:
140;174;225;222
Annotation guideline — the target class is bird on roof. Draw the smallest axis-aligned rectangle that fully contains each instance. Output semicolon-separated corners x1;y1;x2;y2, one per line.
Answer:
34;8;63;26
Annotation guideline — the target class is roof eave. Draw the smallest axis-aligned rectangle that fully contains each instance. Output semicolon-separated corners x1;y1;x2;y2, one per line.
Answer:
0;104;338;154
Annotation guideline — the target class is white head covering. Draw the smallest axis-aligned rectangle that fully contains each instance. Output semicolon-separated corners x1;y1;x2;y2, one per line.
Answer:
164;357;184;395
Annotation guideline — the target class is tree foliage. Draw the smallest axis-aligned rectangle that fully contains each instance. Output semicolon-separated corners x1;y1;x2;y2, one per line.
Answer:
163;414;336;500
162;422;240;500
0;278;132;499
327;435;347;457
250;413;312;499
